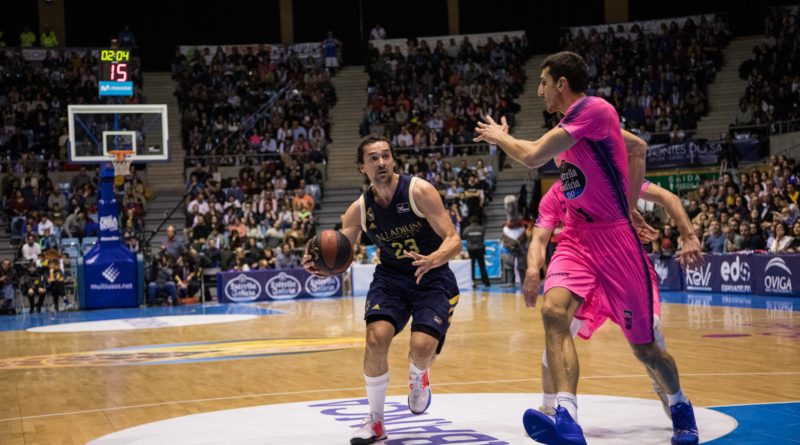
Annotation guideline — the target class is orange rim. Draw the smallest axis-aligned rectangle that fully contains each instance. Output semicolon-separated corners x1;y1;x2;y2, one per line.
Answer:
108;150;134;161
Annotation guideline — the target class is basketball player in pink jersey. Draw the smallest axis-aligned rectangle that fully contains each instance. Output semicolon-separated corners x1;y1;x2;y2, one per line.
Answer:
474;51;699;445
526;178;703;421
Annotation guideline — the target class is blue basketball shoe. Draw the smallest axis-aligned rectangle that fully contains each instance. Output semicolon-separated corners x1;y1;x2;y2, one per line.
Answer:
523;406;586;445
670;402;699;445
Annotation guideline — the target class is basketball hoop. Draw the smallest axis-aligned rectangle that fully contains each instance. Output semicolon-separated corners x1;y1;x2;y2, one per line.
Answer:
108;150;134;177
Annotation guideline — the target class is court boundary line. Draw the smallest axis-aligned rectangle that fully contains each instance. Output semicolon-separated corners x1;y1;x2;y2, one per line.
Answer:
1;370;797;423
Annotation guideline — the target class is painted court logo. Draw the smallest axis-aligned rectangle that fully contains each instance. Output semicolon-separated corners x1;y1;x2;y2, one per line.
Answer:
0;337;364;369
102;264;120;283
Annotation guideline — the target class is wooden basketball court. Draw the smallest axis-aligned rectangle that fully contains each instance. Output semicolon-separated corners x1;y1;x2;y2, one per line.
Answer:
0;289;797;443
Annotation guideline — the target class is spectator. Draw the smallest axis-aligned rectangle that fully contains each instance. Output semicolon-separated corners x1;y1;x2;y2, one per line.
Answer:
702;220;725;253
20;261;46;313
118;25;136;47
462;215;491;288
275;243;299;269
148;255;178;306
21;234;41;262
369;24;387;41
40;25;58;48
44;260;65;312
733;99;754;126
162;225;185;260
767;221;793;253
0;260;16;314
322;31;342;75
19;26;35;47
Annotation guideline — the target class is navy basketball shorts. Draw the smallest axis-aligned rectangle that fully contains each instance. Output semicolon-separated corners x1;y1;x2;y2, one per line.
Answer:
364;270;460;354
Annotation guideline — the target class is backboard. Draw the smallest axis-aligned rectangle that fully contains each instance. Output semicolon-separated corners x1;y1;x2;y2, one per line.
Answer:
67;104;169;163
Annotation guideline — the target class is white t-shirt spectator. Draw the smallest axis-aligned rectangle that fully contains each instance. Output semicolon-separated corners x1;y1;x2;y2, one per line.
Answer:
37;219;54;236
396;131;414;147
187;199;210;215
22;242;42;262
369;25;387;41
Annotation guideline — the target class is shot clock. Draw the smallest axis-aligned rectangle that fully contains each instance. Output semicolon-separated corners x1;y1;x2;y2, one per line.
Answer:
98;49;134;97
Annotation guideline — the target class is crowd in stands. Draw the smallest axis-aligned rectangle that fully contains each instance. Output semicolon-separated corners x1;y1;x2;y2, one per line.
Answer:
148;159;325;304
644;155;800;257
734;6;800;130
0;26;150;312
172;44;336;166
560;15;729;143
361;34;528;155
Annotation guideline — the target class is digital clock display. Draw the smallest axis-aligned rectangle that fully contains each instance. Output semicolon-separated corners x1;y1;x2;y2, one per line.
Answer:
98;49;134;97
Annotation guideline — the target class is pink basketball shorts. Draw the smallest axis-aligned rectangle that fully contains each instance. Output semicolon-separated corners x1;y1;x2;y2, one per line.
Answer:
544;220;660;344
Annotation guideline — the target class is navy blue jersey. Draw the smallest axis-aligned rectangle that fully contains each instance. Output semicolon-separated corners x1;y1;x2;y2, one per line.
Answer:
360;174;446;278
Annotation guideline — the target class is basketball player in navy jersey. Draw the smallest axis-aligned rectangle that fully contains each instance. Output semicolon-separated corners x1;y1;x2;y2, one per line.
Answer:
302;136;463;445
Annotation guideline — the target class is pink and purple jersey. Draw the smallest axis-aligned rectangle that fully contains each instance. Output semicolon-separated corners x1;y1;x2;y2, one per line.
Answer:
536;179;651;230
556;96;631;225
535;181;565;231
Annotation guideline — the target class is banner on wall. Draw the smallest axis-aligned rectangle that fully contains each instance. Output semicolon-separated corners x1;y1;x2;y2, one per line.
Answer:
649;254;683;291
370;30;526;56
646;138;760;169
655;253;800;297
645;172;720;193
217;268;343;303
178;42;322;61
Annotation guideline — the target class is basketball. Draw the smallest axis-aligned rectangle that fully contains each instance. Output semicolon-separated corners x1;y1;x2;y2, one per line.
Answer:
309;230;352;274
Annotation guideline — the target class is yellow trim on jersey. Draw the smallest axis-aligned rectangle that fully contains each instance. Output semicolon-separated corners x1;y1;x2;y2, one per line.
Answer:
359;195;367;233
449;294;460;306
409;177;426;218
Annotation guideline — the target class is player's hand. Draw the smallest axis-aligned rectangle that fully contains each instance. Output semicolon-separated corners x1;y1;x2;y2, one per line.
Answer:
473;115;508;144
521;270;541;308
630;210;658;243
301;242;333;277
676;235;704;269
403;250;435;284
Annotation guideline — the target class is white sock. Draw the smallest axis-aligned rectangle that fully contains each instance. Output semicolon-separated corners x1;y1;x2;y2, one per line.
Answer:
667;388;689;407
556;392;578;421
409;361;426;380
365;373;389;419
542;393;557;410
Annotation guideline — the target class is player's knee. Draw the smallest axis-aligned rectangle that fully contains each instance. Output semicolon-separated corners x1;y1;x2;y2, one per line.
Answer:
365;328;392;353
410;335;436;356
541;300;569;327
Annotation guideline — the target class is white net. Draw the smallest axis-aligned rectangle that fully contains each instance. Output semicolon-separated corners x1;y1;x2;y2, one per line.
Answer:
111;158;132;177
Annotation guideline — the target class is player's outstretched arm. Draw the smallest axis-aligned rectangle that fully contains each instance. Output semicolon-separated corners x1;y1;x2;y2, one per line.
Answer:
403;179;462;284
641;183;704;268
302;200;363;276
522;226;552;308
473;116;576;168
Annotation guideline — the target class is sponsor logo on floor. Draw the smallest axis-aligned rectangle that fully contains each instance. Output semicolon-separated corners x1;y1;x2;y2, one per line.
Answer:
88;393;737;444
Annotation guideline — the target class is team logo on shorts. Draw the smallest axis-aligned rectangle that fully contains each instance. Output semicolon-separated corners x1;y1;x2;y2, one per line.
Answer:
433;316;443;326
623;310;633;330
559;161;587;199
